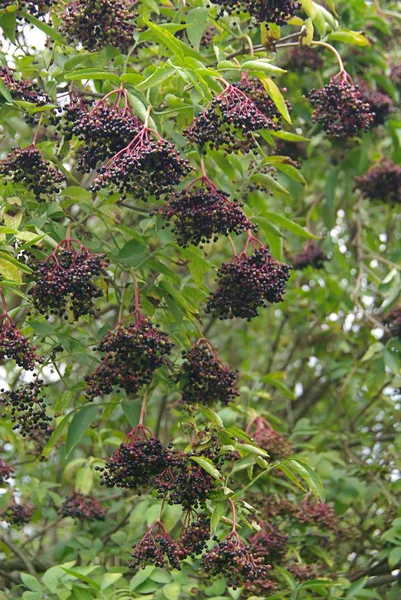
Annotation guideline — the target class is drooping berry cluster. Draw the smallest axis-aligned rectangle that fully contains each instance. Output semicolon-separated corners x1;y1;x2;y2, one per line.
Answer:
59;492;107;521
96;425;170;491
180;512;211;557
0;457;15;484
130;520;187;570
292;242;329;270
354;160;401;204
246;417;292;461
53;91;142;172
91;126;192;200
296;498;338;531
1;500;34;526
202;530;266;589
234;76;291;126
0;379;52;440
28;238;107;321
60;0;136;53
249;526;288;562
184;85;275;154
85;312;173;400
0;146;65;202
383;306;401;338
0;312;42;371
206;233;291;320
177;339;239;406
308;73;375;137
287;47;324;72
0;66;51;106
159;175;256;247
210;0;300;26
359;82;394;126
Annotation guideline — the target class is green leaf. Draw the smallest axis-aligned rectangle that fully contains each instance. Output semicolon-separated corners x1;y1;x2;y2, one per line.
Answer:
136;66;175;92
262;211;317;239
0;257;21;282
163;582;181;600
389;546;401;568
274;163;307;186
249;172;289;195
0;251;32;274
60;568;100;590
210;501;226;535
361;342;384;362
241;59;287;74
0;11;16;43
327;30;370;46
0;80;12;102
190;456;222;480
345;577;368;598
20;574;42;592
276;463;307;491
64;69;121;85
287;459;326;501
269;130;310;142
260;76;291;124
186;7;209;50
100;573;123;590
65;406;98;458
143;20;185;62
41;413;73;459
20;12;66;43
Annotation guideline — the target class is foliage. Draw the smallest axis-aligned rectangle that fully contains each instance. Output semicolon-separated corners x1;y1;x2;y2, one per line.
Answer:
0;0;400;599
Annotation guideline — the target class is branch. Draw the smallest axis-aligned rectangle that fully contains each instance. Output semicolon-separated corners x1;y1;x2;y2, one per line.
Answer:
0;534;36;575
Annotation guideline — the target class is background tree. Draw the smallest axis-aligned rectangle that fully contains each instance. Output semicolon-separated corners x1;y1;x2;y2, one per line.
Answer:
0;0;400;599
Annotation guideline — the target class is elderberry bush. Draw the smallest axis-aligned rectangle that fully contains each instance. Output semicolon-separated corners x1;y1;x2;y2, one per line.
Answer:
130;520;187;570
206;241;291;320
177;339;239;406
202;531;266;589
159;179;256;248
0;146;65;202
59;492;107;521
28;239;107;321
60;0;136;53
308;74;375;137
0;66;51;106
0;314;43;370
184;85;275;154
1;501;34;526
355;160;401;204
53;92;142;172
85;313;173;400
293;242;329;270
96;426;170;491
90;128;192;201
209;0;300;26
0;379;52;441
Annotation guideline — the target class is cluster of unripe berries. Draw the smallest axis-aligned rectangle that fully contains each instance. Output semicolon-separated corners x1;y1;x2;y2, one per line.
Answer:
308;74;375;137
59;0;136;53
28;239;107;321
0;146;65;202
176;339;240;406
0;379;52;440
210;0;300;26
59;492;107;521
85;313;173;400
184;85;274;154
206;237;292;320
355;159;401;204
292;242;329;270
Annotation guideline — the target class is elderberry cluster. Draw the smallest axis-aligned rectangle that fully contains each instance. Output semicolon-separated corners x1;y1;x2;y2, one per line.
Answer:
0;146;65;202
60;0;136;53
210;0;300;26
287;47;324;72
0;379;52;441
29;241;107;321
296;499;338;531
0;457;14;484
96;426;170;491
383;306;401;338
308;76;375;137
85;314;173;400
355;160;401;204
293;242;329;270
130;521;187;570
59;492;107;521
1;501;34;526
234;77;291;126
177;340;239;406
184;85;273;154
202;531;266;589
247;417;293;461
0;315;43;370
0;67;50;106
159;181;256;247
53;94;142;172
180;513;211;557
249;527;288;562
91;130;192;201
2;0;52;19
206;246;292;320
359;82;394;126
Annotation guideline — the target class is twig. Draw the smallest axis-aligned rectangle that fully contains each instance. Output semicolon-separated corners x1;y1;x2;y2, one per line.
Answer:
0;534;36;575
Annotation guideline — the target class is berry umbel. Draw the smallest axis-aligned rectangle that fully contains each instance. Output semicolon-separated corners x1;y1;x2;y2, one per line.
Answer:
293;242;329;270
355;160;401;204
28;238;108;321
177;338;239;406
210;0;300;26
206;231;291;320
0;66;50;106
246;416;293;461
0;378;52;441
1;499;34;526
234;75;291;126
59;492;107;521
0;457;15;484
130;519;187;570
0;146;65;202
308;71;375;137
